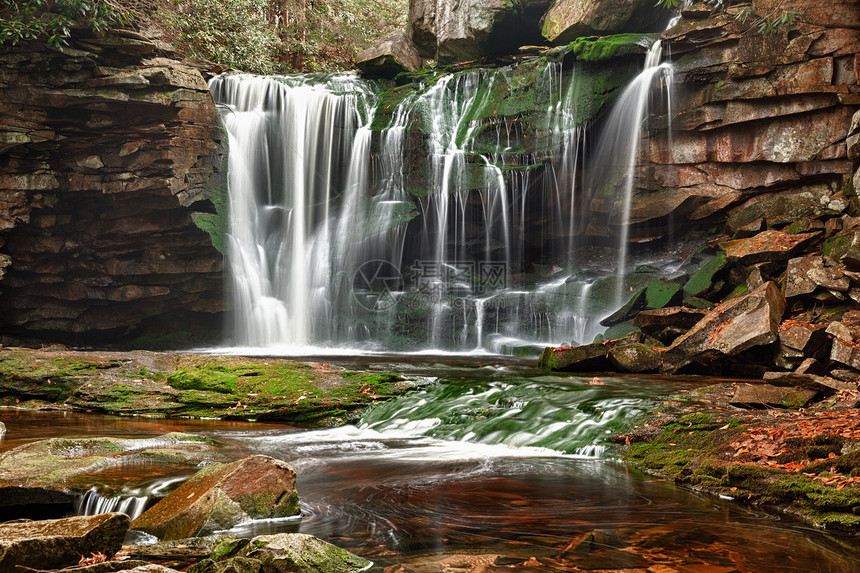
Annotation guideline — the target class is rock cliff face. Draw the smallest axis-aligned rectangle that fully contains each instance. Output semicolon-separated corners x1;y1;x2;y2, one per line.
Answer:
0;30;226;347
613;0;860;243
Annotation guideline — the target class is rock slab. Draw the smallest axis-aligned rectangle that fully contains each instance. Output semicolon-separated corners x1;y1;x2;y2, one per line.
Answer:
662;282;786;373
0;513;129;571
542;0;664;44
131;455;300;540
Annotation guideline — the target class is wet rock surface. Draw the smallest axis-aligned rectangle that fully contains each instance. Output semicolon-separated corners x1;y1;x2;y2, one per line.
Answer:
0;512;129;571
621;382;860;531
0;347;414;424
0;432;226;510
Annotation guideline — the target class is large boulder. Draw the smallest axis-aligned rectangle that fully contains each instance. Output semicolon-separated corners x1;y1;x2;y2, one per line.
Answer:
542;0;665;45
662;282;786;373
356;31;422;77
0;513;129;571
409;0;552;62
130;455;300;540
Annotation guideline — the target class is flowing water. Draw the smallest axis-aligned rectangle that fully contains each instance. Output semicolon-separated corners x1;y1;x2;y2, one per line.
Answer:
209;45;675;355
2;361;858;571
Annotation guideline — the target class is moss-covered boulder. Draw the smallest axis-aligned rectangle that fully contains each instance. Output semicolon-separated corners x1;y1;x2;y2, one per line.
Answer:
245;533;371;573
130;455;300;541
566;33;661;62
607;343;661;373
0;513;129;571
538;341;611;372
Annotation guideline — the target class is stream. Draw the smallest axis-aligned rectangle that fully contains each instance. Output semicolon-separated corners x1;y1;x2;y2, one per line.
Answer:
2;358;858;572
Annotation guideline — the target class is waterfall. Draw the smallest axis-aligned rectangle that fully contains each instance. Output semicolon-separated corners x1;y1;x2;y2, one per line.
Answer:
210;74;378;348
586;41;674;310
211;48;673;354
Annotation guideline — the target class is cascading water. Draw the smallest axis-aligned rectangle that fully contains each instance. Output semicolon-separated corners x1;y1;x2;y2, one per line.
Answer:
209;74;378;348
211;46;673;354
586;41;674;310
75;488;149;520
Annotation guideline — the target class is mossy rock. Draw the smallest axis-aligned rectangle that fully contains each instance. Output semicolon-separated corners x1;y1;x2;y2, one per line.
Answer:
130;455;300;540
645;280;683;310
683;252;727;297
567;33;661;62
244;533;371;573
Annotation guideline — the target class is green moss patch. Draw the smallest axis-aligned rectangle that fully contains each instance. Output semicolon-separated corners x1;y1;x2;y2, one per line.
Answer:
622;383;860;532
0;348;416;426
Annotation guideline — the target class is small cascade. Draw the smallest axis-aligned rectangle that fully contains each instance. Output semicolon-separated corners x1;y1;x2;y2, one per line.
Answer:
251;374;652;459
586;41;674;310
75;488;149;520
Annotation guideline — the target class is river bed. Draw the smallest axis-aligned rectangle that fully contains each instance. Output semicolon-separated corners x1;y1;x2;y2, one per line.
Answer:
1;358;858;572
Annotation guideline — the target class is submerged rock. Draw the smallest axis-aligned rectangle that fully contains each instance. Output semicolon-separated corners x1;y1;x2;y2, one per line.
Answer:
0;512;129;571
662;282;785;373
130;455;300;540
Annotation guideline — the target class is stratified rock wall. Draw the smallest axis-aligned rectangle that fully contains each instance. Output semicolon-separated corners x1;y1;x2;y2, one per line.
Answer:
0;30;226;347
611;0;860;243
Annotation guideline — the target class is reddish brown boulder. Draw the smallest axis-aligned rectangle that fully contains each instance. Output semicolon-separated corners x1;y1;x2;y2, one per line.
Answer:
633;307;709;336
720;231;817;265
130;455;299;540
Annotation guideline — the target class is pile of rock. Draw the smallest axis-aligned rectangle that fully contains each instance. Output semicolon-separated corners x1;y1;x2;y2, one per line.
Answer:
541;112;860;406
0;450;369;573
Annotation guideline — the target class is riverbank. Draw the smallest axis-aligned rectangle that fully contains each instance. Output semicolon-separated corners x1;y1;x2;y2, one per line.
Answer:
0;347;418;426
620;380;860;532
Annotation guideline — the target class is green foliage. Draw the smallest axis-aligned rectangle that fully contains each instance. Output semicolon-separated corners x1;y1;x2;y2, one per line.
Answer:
0;0;133;47
158;0;285;74
657;0;802;36
0;0;131;46
159;0;407;73
735;6;802;36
